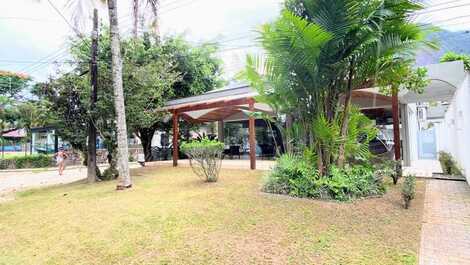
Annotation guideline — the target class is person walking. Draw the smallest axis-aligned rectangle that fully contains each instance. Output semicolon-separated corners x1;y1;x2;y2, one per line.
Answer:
55;148;68;176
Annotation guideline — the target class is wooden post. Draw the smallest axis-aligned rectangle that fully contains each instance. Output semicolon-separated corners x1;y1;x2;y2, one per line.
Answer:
217;120;224;143
172;112;179;167
249;99;256;170
392;89;401;161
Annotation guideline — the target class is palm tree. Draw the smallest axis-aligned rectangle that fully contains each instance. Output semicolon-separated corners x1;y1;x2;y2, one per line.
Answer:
132;0;160;38
40;0;133;188
243;0;437;175
106;0;132;189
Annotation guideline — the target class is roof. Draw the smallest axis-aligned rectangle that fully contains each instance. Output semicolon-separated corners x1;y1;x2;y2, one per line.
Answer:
2;129;26;138
164;84;257;111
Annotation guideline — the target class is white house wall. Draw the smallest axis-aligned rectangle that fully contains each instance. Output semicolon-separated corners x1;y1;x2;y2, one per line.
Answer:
442;74;470;183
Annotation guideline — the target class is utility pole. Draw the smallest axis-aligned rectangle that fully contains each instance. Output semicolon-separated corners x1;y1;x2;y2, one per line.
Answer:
87;8;99;183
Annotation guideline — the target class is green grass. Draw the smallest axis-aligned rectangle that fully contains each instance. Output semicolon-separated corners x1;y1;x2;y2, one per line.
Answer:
0;167;424;265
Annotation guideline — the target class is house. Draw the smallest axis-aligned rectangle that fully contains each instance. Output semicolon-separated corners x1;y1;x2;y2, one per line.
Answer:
163;61;470;184
400;60;470;183
1;128;26;154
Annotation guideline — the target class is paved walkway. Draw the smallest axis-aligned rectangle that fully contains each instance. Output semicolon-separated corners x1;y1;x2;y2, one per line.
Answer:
419;179;470;265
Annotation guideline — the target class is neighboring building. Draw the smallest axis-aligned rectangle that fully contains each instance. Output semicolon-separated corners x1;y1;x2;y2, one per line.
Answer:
1;128;26;152
401;60;470;183
395;61;469;183
31;127;62;154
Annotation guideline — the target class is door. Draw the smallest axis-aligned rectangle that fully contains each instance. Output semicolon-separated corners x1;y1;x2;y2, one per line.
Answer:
418;126;437;160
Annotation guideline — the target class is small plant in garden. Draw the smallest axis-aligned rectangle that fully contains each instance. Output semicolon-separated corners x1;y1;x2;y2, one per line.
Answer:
438;151;462;176
181;137;224;182
375;159;401;185
402;175;416;209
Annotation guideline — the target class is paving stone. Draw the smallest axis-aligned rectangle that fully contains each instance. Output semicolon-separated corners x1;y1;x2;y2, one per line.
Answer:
419;180;470;265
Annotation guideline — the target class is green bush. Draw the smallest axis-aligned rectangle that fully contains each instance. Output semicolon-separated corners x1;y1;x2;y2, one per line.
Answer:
0;155;53;169
402;175;416;209
327;165;386;201
263;154;386;201
263;154;320;196
101;166;119;181
438;151;462;176
181;137;224;182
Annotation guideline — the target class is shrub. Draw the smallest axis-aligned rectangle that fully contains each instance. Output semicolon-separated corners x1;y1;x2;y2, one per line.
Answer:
438;151;462;176
374;159;401;185
0;155;53;169
263;155;386;201
101;166;119;181
402;175;416;209
327;165;386;201
181;137;224;182
263;154;321;197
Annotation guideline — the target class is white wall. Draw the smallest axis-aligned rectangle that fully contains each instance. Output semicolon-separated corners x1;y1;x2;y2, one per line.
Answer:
441;74;470;183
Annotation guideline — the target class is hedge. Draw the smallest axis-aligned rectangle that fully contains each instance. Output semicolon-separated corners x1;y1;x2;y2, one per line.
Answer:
0;155;54;170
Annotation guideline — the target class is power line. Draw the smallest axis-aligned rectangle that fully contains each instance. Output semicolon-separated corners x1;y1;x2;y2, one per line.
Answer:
46;0;83;37
417;3;470;15
424;0;469;9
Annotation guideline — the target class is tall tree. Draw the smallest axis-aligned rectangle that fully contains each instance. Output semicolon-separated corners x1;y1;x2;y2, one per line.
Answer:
243;0;436;176
87;8;99;183
132;0;160;38
107;0;132;190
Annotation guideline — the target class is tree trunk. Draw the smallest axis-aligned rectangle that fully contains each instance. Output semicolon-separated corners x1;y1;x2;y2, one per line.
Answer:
285;114;293;154
337;58;355;167
87;9;99;183
132;0;139;38
107;0;132;190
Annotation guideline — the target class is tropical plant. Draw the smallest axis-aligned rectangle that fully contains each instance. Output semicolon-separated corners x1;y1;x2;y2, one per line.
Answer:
440;51;470;71
263;153;386;201
402;174;416;209
241;0;436;177
181;137;224;182
438;151;462;176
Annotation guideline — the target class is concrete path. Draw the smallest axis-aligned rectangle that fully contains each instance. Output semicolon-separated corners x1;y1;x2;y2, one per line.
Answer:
0;164;141;197
419;179;470;265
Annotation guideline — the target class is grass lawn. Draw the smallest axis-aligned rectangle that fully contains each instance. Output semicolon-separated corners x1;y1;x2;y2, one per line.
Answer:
0;166;424;265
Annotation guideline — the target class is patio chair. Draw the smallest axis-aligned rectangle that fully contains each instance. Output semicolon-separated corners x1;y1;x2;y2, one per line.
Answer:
228;145;241;159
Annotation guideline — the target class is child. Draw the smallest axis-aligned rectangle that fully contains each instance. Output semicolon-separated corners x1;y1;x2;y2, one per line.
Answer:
55;148;68;176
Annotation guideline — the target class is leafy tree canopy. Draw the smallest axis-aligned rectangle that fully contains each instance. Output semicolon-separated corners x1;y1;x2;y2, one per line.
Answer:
0;70;31;98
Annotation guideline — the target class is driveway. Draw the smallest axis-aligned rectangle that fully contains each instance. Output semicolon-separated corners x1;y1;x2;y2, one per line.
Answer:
419;179;470;265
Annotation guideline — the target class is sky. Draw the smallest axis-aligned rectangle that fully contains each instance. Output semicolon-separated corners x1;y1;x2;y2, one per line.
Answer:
1;0;470;83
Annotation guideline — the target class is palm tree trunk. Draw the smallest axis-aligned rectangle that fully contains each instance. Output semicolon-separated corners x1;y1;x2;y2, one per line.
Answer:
87;9;99;183
107;0;132;189
337;57;355;167
132;0;139;38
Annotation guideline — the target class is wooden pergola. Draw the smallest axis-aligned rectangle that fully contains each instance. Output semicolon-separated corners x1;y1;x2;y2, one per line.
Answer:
163;84;402;170
164;85;275;170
